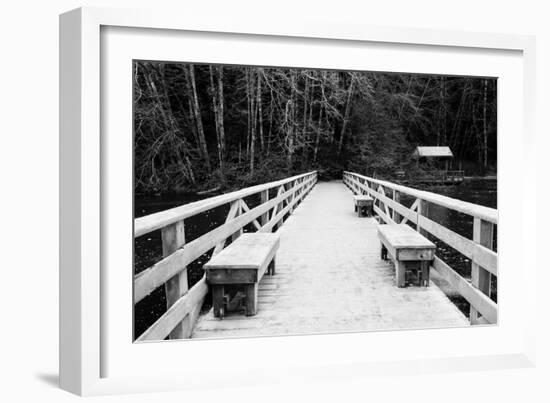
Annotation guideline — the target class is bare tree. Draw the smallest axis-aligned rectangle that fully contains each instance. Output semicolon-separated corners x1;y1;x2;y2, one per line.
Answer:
257;72;264;154
337;74;356;154
482;78;488;170
209;66;226;174
189;64;211;171
134;62;196;188
134;62;497;193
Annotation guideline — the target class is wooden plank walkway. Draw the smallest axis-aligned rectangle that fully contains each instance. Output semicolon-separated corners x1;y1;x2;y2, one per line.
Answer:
192;181;468;339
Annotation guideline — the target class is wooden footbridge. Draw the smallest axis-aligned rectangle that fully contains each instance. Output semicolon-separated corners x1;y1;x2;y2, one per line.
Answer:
134;171;498;342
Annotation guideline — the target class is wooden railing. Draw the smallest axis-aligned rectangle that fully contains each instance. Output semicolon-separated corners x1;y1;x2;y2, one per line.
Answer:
134;171;318;341
343;171;497;325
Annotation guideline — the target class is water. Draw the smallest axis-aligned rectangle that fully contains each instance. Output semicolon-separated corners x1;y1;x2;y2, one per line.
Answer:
133;178;497;338
134;193;227;339
406;178;497;316
133;191;266;339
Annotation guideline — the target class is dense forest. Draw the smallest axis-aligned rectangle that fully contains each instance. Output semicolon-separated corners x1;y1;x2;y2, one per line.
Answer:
133;61;497;194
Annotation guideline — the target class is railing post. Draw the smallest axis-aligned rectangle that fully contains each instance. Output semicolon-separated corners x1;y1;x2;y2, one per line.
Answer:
276;186;285;230
161;220;188;339
392;190;401;223
470;218;494;324
231;200;243;241
417;199;429;237
286;182;294;214
260;190;269;226
377;185;385;211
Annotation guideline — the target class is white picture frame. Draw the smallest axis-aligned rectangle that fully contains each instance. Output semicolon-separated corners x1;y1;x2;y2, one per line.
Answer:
60;6;537;396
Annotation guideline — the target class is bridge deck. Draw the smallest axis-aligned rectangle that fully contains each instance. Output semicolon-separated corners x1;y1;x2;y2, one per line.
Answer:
192;181;468;339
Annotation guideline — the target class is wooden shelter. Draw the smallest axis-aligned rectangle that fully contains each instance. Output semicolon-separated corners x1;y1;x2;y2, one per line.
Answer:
413;146;453;170
411;146;463;184
413;146;453;159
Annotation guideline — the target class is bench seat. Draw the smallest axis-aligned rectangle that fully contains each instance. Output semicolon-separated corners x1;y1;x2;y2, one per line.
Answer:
353;194;374;217
205;233;279;317
377;224;435;287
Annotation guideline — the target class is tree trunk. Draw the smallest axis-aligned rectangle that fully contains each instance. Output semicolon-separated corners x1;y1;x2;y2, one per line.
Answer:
246;68;255;159
287;71;297;169
471;93;483;169
267;91;273;156
286;100;293;169
209;66;226;175
250;71;258;174
187;100;199;147
217;67;226;169
337;76;355;154
188;64;211;171
302;74;309;141
257;73;264;154
209;67;221;168
482;79;488;171
143;63;195;184
443;77;447;145
314;106;323;162
437;76;447;146
308;80;314;149
180;66;200;147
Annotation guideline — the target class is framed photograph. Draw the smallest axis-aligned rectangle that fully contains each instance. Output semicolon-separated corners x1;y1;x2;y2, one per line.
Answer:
60;7;537;396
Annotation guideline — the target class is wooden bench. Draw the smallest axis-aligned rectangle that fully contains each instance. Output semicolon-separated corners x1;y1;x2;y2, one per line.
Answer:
353;195;374;217
377;224;435;287
204;233;279;318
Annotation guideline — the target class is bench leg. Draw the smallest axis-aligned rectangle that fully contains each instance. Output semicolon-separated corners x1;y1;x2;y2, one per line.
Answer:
245;283;258;316
212;285;225;318
268;257;276;276
380;243;388;261
396;261;406;287
421;261;430;287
